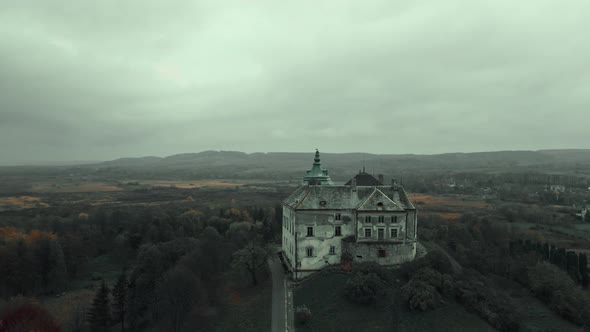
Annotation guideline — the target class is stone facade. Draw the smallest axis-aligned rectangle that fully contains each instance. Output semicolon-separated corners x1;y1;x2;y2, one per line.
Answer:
281;151;417;280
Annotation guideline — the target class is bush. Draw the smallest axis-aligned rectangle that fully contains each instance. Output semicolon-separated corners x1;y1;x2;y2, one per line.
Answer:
413;267;443;289
455;276;521;332
401;250;453;279
401;279;440;311
352;262;390;282
295;305;311;326
344;272;386;305
527;262;590;326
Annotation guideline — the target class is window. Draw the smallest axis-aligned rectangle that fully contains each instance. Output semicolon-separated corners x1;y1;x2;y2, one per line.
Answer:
365;216;372;223
335;225;342;236
392;216;398;223
319;200;327;207
335;213;341;221
378;249;386;257
307;226;314;237
390;228;398;238
377;202;384;207
329;245;336;255
306;247;313;257
378;216;385;223
378;228;384;240
364;228;372;238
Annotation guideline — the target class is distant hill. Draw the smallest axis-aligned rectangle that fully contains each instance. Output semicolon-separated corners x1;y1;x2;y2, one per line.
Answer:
77;149;590;181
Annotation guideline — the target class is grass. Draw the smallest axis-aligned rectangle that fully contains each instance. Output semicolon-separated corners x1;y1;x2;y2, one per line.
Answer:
392;300;495;332
489;275;583;332
295;272;496;332
214;270;272;332
295;273;392;332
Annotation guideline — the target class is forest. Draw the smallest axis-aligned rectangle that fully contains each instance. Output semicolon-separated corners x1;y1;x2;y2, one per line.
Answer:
0;195;282;332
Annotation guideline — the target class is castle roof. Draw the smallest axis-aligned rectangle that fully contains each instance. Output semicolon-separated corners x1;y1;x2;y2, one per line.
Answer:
283;185;414;211
344;170;382;186
302;149;333;185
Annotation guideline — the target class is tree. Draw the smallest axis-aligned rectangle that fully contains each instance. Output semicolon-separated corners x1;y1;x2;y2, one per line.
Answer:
230;243;268;286
579;253;588;287
33;235;67;294
566;251;580;282
345;272;387;305
401;279;439;311
112;271;128;332
87;280;111;332
156;267;202;332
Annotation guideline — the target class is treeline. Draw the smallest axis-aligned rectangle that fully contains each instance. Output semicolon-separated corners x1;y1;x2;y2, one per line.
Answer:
401;171;590;204
509;239;588;286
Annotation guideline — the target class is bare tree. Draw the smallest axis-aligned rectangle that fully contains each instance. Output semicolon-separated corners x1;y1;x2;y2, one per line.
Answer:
231;243;269;286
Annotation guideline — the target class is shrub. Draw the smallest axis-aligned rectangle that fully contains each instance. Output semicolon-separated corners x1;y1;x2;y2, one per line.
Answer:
344;272;386;305
295;305;311;326
401;250;453;279
527;262;590;325
413;267;443;289
352;262;390;282
455;276;521;332
401;279;440;311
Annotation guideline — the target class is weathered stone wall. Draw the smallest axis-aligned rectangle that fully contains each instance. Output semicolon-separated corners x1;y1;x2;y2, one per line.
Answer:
294;210;354;272
342;240;416;265
356;212;408;242
406;211;417;240
282;206;297;268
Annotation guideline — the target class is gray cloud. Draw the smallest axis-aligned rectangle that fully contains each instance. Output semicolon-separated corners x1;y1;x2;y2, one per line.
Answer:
1;0;589;164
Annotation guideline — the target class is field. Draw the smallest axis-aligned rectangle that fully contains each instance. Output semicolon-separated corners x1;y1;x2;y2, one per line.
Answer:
409;194;491;209
131;180;245;189
0;195;48;210
31;182;124;193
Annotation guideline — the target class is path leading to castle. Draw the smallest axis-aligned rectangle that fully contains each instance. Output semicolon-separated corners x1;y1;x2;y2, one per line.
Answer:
268;254;294;332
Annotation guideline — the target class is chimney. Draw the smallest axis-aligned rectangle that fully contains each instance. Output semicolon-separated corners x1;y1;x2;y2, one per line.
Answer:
378;174;384;185
351;178;357;192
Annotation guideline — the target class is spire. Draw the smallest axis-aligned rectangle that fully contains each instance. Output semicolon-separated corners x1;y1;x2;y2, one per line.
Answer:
303;149;333;186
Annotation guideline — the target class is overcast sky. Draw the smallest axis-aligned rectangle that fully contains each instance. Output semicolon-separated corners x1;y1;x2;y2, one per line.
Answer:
1;0;589;165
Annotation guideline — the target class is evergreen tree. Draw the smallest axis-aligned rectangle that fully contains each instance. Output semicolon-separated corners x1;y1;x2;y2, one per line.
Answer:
542;243;550;261
112;271;128;332
566;251;580;282
579;253;588;287
558;248;567;270
87;280;111;332
550;244;558;265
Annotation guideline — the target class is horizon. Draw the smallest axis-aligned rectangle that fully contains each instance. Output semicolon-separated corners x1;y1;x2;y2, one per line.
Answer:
3;147;590;167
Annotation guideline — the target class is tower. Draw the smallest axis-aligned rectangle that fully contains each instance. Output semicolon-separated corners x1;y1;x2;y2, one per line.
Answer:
302;149;333;185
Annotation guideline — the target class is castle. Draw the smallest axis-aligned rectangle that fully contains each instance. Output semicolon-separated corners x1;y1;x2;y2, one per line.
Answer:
281;150;418;279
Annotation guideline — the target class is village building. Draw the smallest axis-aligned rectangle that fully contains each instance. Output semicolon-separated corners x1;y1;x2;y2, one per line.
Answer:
281;150;417;279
